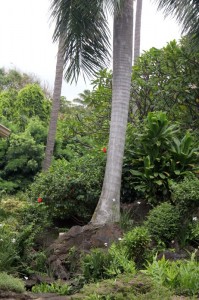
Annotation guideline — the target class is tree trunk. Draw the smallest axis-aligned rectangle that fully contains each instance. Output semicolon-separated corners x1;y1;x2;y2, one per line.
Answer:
134;0;143;61
91;0;134;225
42;38;64;171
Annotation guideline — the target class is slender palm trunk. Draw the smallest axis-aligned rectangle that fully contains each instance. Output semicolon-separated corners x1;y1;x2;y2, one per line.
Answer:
91;0;134;225
42;39;64;171
134;0;143;61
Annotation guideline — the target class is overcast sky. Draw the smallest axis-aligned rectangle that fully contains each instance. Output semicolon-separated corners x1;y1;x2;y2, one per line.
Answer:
0;0;181;100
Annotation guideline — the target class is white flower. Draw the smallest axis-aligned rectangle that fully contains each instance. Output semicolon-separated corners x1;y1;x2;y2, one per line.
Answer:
24;276;28;280
193;217;198;221
11;238;16;243
0;224;3;227
104;242;108;247
137;201;141;205
118;237;122;241
112;198;116;202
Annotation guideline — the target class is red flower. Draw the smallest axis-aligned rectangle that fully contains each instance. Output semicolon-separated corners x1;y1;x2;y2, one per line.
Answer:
102;147;107;153
37;197;43;203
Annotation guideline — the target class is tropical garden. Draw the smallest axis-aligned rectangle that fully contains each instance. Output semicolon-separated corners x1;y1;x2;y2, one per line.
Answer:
0;0;199;299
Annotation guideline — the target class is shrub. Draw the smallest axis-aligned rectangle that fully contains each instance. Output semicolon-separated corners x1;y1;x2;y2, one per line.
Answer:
0;272;25;293
170;174;199;215
145;202;181;244
28;153;105;223
0;130;45;193
121;226;151;266
123;112;199;205
0;196;27;219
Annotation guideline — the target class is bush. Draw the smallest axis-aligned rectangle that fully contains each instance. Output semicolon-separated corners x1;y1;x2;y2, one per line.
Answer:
123;112;199;205
0;272;25;293
0;195;51;275
121;226;151;266
0;196;27;219
28;153;105;223
145;202;181;244
170;174;199;214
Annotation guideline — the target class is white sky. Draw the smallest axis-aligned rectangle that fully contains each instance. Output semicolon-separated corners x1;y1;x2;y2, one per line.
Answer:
0;0;181;100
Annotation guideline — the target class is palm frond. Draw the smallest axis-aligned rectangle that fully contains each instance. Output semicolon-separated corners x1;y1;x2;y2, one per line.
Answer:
154;0;199;48
50;0;111;83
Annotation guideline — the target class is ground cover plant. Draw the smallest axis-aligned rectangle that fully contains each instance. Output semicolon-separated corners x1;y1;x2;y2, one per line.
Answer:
0;272;25;293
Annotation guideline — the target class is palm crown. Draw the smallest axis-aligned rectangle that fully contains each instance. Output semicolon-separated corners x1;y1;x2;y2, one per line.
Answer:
50;0;112;82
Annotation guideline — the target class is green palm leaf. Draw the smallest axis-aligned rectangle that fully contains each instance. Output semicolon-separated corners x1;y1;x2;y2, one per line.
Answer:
154;0;199;49
50;0;111;82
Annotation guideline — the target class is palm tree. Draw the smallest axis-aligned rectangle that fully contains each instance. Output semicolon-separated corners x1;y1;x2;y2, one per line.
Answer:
42;0;111;170
43;39;64;171
134;0;143;61
155;0;199;49
91;0;134;224
45;0;134;225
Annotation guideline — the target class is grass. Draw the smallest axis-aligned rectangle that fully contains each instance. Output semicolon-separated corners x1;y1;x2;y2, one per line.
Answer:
0;272;25;293
70;273;174;300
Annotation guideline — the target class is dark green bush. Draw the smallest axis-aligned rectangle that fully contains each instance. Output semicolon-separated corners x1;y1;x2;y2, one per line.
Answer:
170;174;199;214
145;202;181;244
0;121;46;193
121;226;151;266
28;153;105;223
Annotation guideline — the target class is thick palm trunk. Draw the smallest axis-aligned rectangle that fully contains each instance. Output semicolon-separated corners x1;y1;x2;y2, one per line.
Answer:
134;0;143;61
42;39;64;171
91;0;134;225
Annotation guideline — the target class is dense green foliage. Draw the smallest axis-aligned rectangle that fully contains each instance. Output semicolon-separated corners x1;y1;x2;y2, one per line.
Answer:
28;152;105;223
82;245;135;282
120;226;151;266
145;202;181;244
131;39;199;131
0;37;199;298
0;119;47;193
123;111;199;204
143;253;199;296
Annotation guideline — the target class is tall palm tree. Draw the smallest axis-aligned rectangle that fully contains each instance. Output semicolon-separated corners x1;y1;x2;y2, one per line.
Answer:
43;39;64;171
134;0;143;61
155;0;199;49
45;0;134;225
42;0;111;170
91;0;134;224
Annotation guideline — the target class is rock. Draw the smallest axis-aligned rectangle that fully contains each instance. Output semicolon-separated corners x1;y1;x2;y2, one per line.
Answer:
24;274;54;291
0;290;31;300
157;250;187;261
47;223;123;279
121;200;151;224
